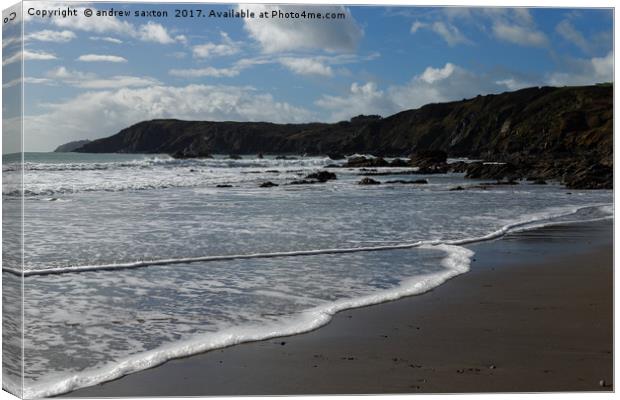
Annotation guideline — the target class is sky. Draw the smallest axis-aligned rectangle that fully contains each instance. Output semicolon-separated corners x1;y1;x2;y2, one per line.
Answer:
1;2;614;152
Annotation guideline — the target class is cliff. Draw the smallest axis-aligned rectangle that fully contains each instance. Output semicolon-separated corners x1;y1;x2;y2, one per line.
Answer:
54;140;91;153
70;84;612;188
75;85;611;160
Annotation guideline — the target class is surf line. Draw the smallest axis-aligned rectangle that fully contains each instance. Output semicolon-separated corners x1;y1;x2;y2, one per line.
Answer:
4;203;612;278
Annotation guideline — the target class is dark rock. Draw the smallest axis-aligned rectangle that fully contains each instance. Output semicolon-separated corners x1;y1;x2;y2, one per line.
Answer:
305;171;337;182
564;162;612;189
327;153;345;160
259;181;278;188
416;164;449;174
409;150;449;173
170;148;213;159
465;162;520;181
358;177;381;185
216;184;233;188
359;170;419;176
345;156;390;168
410;150;447;165
275;155;297;160
449;161;469;173
450;186;465;191
324;164;341;168
350;114;382;123
385;179;428;184
228;154;242;160
532;179;547;185
288;180;318;185
257;153;264;159
390;158;409;167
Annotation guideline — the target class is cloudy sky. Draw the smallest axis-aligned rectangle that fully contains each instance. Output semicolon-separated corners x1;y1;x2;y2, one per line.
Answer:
2;3;614;152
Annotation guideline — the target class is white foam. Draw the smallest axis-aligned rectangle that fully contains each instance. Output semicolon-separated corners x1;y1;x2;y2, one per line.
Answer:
3;203;612;398
12;244;473;399
5;203;612;277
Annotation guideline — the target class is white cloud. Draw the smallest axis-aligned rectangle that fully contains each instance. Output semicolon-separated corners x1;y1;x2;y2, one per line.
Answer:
492;22;548;47
2;78;22;88
316;82;396;121
317;54;613;122
548;52;613;86
317;62;522;121
279;57;333;77
2;36;21;49
26;77;54;84
389;63;506;111
486;9;548;47
410;21;427;34
47;66;95;80
430;22;471;46
26;30;76;43
23;84;313;151
494;78;534;91
3;50;58;66
169;66;242;78
34;3;183;44
171;53;375;80
137;21;176;44
77;54;127;63
78;76;162;89
424;8;548;48
40;66;161;89
411;21;471;46
169;56;270;79
24;50;58;61
419;63;456;83
50;5;136;36
192;32;241;58
239;4;362;53
555;20;590;53
3;52;21;66
90;36;123;44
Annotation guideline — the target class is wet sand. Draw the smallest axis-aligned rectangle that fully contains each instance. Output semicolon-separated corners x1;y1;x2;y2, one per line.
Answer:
67;219;613;396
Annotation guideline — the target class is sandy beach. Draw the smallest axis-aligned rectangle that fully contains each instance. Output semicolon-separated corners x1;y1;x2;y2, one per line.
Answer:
66;219;612;396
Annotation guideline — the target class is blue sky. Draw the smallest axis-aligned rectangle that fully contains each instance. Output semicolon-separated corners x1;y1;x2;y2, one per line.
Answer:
2;3;614;152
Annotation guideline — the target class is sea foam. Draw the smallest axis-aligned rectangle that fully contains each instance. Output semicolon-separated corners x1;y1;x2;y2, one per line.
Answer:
11;244;473;399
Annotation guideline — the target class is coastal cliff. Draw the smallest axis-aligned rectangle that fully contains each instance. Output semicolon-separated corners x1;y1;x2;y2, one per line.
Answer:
71;84;612;188
54;140;91;153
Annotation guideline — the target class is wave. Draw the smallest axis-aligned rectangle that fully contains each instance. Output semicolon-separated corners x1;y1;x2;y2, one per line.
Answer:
3;203;613;398
9;243;474;399
5;203;612;278
6;156;337;172
3;156;340;197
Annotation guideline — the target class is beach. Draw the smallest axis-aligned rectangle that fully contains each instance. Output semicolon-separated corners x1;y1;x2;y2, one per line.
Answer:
66;219;613;396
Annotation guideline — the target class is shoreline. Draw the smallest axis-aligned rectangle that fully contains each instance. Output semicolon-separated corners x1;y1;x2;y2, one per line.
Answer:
66;219;613;396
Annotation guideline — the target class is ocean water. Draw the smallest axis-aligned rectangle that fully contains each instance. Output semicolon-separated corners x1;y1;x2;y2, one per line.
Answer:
1;152;613;398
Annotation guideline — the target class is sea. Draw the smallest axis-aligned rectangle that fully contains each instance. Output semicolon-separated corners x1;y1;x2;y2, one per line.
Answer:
1;152;613;398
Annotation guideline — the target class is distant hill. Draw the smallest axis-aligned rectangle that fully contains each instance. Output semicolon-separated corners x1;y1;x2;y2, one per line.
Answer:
74;84;611;161
70;84;612;188
54;140;91;153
